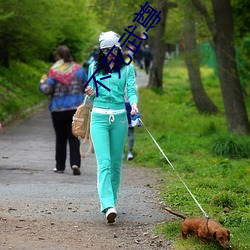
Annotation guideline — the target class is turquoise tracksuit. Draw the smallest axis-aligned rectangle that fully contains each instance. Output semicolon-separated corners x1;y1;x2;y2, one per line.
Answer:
87;62;137;212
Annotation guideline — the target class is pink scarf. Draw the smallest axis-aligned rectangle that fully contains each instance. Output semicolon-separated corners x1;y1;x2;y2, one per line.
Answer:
48;60;80;85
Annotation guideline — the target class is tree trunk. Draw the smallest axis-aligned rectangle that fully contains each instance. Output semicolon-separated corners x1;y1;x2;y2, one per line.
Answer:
147;0;168;90
184;4;218;114
212;0;250;134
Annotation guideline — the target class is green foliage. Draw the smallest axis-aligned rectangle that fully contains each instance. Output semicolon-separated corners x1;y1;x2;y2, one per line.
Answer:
232;0;250;39
91;0;157;47
130;58;250;249
165;2;184;44
165;0;212;44
0;60;49;122
233;0;250;101
236;37;250;95
0;0;99;66
92;0;149;35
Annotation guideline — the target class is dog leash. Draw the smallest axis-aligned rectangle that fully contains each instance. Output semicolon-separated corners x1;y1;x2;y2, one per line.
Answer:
139;118;209;218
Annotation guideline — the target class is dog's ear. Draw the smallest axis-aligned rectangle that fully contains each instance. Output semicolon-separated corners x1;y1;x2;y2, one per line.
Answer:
227;230;230;240
213;231;217;240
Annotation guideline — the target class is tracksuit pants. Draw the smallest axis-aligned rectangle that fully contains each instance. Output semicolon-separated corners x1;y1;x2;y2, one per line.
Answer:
90;111;128;212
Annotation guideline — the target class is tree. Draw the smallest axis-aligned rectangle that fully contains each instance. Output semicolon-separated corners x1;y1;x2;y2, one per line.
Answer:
91;0;147;37
191;0;250;134
148;0;176;90
0;0;58;66
232;0;250;96
0;0;98;66
184;1;218;114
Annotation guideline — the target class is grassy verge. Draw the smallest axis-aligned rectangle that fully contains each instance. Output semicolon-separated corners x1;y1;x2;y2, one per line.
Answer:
0;60;50;125
129;58;250;250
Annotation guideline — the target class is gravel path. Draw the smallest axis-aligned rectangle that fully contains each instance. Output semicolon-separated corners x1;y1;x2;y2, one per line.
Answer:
0;70;174;250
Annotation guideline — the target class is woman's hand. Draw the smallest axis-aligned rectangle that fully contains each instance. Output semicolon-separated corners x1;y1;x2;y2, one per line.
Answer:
131;103;138;116
85;86;95;97
40;74;47;84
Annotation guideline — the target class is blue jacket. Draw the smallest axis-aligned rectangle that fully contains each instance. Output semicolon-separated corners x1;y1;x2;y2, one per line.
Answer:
39;66;87;112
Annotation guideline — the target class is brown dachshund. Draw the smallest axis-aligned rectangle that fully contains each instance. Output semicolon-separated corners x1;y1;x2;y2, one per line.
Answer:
162;207;231;249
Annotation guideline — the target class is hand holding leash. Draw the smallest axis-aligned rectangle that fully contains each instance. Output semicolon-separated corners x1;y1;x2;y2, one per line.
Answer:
85;86;95;97
131;112;142;127
131;102;138;115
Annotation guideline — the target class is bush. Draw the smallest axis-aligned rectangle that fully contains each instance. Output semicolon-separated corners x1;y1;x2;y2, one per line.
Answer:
0;60;48;122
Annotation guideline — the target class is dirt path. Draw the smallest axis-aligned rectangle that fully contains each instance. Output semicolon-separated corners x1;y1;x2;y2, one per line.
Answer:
0;71;173;250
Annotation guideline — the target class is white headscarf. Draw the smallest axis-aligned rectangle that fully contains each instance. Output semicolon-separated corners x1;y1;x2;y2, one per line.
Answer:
99;31;121;49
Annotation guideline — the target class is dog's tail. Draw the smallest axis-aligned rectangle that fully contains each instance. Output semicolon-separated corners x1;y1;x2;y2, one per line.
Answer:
162;206;187;220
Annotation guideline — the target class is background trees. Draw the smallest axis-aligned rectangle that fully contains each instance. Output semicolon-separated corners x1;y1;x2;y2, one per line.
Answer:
0;0;98;66
190;0;250;134
148;0;172;89
183;1;218;114
232;0;250;96
142;0;250;134
0;0;249;134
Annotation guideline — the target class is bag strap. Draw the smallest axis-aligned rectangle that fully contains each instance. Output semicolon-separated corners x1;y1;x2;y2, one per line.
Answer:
79;111;93;158
79;82;93;158
83;94;88;105
80;138;94;158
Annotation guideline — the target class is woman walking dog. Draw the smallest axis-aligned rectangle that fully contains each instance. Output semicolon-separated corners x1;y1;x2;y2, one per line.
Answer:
85;31;138;223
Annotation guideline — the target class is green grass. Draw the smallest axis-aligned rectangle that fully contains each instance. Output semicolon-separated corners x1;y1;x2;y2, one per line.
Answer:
129;58;250;250
0;60;50;123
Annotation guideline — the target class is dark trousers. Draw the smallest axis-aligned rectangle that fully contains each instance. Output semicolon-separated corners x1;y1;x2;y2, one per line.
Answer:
144;59;151;74
127;127;134;152
51;110;80;171
125;102;134;153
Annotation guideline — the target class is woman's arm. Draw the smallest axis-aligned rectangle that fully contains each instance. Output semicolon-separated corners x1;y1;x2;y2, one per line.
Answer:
85;62;96;99
126;64;138;115
39;76;56;95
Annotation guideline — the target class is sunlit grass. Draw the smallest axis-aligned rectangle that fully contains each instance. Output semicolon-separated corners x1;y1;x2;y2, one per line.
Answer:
130;58;250;250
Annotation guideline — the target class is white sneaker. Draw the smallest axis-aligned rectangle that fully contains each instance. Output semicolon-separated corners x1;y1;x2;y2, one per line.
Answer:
53;168;64;173
105;207;117;223
127;152;133;160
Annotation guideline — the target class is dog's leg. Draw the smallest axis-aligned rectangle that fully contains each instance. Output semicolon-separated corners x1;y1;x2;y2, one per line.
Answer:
199;237;205;247
181;231;188;239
